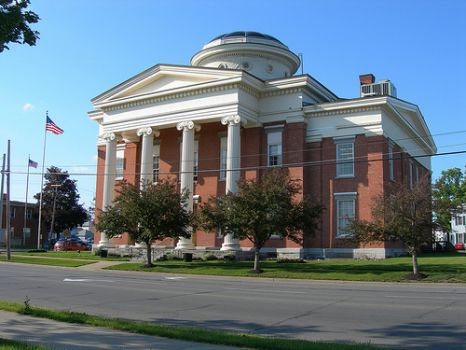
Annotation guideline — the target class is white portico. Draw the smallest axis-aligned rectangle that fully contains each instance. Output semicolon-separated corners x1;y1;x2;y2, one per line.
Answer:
89;31;331;250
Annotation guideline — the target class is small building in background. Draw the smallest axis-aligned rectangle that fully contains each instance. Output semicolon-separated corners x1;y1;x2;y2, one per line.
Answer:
1;198;41;248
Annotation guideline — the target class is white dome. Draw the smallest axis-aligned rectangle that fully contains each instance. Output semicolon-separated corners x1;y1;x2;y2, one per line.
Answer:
191;31;301;80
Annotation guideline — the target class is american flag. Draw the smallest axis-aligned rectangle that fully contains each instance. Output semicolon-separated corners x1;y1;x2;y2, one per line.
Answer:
28;159;38;168
46;116;64;135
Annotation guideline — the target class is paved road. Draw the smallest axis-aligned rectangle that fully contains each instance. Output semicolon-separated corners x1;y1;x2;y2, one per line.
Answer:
1;262;465;349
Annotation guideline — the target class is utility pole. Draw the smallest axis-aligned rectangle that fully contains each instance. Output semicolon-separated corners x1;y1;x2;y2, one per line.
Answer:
0;154;5;252
49;184;60;243
5;140;11;260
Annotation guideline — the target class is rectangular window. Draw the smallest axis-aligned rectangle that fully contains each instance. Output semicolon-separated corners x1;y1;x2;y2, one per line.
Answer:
335;193;357;238
194;140;199;182
219;137;227;181
26;209;32;220
10;207;16;219
115;145;125;180
409;159;413;189
336;141;354;177
388;142;394;181
153;143;160;183
267;131;282;167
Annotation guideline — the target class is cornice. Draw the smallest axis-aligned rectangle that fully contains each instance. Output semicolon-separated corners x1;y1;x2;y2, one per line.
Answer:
100;81;243;112
305;105;382;117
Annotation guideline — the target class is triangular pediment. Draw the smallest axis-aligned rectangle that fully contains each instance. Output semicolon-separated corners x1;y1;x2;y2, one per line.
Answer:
92;64;243;105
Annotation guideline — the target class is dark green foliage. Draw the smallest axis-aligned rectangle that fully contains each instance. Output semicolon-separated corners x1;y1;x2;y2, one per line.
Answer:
432;167;466;232
0;0;40;52
34;166;87;236
201;170;323;272
348;177;434;277
96;180;192;267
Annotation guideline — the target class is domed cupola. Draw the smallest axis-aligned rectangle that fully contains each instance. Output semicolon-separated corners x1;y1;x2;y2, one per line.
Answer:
191;31;301;80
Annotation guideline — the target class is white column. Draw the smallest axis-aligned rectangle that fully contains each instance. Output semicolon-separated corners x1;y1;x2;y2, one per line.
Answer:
137;127;158;189
175;120;198;250
221;115;242;251
100;132;117;246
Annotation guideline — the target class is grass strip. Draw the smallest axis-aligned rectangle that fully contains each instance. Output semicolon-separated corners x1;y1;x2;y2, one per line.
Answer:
106;253;466;283
0;339;49;350
13;251;129;261
1;256;94;267
0;301;389;350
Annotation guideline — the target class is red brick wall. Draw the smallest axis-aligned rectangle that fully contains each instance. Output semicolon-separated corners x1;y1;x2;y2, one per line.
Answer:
94;124;431;252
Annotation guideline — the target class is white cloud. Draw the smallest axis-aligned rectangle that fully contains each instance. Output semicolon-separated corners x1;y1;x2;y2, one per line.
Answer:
22;103;35;112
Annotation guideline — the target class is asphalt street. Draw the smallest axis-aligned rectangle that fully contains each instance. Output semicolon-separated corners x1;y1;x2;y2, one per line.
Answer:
0;262;465;349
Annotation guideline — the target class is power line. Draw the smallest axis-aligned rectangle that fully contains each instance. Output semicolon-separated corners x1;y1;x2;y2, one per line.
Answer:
6;149;466;178
9;127;466;170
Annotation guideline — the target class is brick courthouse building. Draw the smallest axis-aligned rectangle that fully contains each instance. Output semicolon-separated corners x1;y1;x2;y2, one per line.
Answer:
89;32;436;258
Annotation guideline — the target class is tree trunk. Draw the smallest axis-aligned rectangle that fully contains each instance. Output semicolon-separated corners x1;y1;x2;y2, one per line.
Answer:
411;250;419;277
253;248;261;273
145;242;153;267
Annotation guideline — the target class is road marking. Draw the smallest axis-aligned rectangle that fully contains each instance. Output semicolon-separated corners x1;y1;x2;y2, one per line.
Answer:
63;278;114;283
164;277;187;280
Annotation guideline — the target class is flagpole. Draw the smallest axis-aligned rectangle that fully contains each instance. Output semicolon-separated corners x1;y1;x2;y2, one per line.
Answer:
37;111;48;249
24;154;30;246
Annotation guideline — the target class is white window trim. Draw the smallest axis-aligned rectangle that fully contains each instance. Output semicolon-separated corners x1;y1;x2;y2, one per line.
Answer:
115;144;125;180
334;192;357;238
153;143;160;184
266;127;283;167
219;136;227;181
335;137;355;178
388;141;395;181
409;159;413;189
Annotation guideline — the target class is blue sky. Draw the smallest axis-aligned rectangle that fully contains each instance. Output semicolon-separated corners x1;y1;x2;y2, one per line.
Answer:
1;0;465;208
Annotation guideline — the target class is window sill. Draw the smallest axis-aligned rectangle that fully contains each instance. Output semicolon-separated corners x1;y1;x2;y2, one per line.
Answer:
336;234;353;239
335;175;355;179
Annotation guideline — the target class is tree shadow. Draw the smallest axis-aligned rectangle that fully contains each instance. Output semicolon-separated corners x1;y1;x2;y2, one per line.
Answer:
362;322;466;350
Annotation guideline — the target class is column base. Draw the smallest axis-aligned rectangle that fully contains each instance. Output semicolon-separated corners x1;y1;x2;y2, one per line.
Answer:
175;238;195;250
220;242;240;251
98;240;109;247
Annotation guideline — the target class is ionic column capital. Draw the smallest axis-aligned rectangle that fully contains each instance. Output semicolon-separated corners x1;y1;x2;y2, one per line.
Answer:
100;132;116;142
137;127;159;137
221;115;246;127
177;120;201;132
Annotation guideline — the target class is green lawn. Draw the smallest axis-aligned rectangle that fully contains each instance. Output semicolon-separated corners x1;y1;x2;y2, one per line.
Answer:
107;252;466;283
0;339;49;350
1;255;94;267
0;301;391;350
12;251;130;261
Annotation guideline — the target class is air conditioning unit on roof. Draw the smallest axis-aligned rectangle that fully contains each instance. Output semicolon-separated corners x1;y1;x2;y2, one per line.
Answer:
360;80;397;98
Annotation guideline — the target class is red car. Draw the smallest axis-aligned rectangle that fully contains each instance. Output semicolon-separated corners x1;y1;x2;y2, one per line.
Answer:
454;243;465;251
54;239;89;251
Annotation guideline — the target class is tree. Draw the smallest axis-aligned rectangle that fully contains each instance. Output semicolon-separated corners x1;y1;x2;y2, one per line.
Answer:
348;177;434;279
34;166;87;237
95;180;192;267
433;167;466;232
0;0;40;52
201;170;323;273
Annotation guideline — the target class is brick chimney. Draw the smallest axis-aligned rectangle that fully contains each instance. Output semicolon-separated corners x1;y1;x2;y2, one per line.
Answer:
359;73;375;86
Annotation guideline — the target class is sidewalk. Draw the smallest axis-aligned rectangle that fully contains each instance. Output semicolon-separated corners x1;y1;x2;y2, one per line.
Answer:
0;311;247;350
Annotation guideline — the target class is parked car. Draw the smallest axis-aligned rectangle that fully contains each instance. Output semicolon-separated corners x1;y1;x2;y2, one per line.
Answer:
454;243;465;251
54;239;89;251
